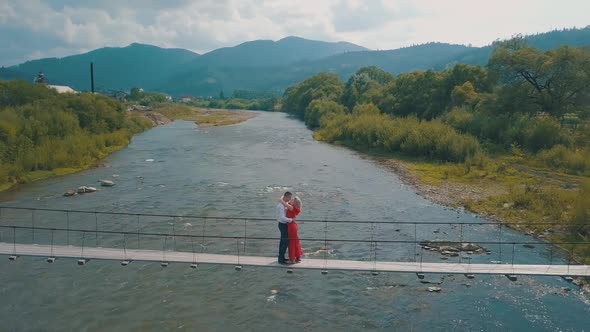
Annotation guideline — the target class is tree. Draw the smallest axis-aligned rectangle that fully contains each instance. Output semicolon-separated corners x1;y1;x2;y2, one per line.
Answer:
282;73;344;119
451;81;479;107
219;90;225;100
488;41;590;118
342;67;393;110
304;99;346;129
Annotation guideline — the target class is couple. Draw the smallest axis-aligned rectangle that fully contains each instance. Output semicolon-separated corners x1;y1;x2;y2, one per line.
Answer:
276;191;303;265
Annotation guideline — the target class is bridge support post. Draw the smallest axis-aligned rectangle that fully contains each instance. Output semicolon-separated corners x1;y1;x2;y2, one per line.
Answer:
416;273;425;279
464;274;475;279
46;257;56;263
121;260;132;266
77;258;90;266
190;263;198;269
8;255;19;261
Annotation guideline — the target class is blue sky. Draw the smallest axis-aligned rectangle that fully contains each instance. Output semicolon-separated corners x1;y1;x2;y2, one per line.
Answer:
1;0;589;66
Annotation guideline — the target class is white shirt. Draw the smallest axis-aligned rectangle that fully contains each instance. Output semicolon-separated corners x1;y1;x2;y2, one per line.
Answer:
276;203;292;224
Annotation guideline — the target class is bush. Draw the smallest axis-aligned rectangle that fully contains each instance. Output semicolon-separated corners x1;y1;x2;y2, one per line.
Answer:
537;145;590;175
317;112;481;162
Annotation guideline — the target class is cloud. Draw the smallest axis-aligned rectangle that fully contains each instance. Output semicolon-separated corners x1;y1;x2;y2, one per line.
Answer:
0;0;589;66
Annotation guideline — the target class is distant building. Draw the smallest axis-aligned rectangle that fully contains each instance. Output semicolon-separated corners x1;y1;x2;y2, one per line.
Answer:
34;71;76;93
180;96;192;103
48;85;77;93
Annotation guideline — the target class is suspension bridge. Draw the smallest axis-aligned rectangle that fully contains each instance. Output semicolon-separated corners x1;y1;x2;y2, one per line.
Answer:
1;206;589;280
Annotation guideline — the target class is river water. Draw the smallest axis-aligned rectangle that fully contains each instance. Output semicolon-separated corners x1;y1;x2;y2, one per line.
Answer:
0;112;589;331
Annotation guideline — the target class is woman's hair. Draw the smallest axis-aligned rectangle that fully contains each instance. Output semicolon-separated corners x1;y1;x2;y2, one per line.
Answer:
293;196;302;208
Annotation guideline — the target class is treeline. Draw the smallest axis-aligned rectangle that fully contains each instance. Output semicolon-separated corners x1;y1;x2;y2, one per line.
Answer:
283;39;590;170
187;95;281;112
0;80;151;188
282;38;590;236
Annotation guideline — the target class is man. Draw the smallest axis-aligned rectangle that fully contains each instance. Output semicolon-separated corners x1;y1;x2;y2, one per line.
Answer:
276;191;293;264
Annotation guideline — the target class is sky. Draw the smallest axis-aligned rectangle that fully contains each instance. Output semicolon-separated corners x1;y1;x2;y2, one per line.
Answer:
1;0;589;66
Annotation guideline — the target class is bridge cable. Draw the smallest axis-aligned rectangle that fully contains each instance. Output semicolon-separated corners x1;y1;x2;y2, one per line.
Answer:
80;231;86;261
201;219;207;253
172;219;177;252
459;224;464;264
191;236;197;266
94;213;98;247
123;233;128;261
511;242;516;274
162;229;169;264
12;226;16;256
66;211;70;246
323;218;328;273
236;237;241;267
136;215;140;249
413;223;417;262
31;210;35;244
50;229;54;258
243;219;247;254
498;224;503;263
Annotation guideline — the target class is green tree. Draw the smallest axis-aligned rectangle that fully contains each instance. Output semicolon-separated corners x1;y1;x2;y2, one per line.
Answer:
451;81;479;107
488;41;590;118
304;99;346;129
282;73;344;119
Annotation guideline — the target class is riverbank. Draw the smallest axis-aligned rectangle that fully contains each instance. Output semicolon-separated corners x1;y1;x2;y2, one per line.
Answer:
0;143;133;194
144;104;256;127
0;104;255;194
370;152;590;266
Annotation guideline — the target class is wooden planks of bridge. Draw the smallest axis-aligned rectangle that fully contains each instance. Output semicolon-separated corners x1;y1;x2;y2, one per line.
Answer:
1;242;589;276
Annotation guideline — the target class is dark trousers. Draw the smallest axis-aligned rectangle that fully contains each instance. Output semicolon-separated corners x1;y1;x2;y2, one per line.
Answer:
278;222;289;262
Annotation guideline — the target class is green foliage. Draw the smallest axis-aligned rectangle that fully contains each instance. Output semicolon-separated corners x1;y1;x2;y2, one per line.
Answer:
537;145;590;175
0;80;150;189
316;112;480;162
304;99;346;129
342;66;393;110
127;87;168;106
488;42;590;118
282;73;344;119
568;181;590;237
451;81;479;107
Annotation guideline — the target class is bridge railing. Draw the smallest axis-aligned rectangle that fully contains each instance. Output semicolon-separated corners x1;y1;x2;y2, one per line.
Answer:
0;205;587;268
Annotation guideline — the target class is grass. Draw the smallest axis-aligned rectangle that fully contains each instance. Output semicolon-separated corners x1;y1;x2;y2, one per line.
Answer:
317;139;590;264
406;155;590;264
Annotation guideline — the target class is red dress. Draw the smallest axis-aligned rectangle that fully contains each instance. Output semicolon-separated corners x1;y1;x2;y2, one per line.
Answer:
286;205;303;261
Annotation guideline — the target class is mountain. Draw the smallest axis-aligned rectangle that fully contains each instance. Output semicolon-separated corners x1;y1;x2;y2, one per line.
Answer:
5;43;199;92
2;27;590;96
161;43;472;96
437;26;590;68
193;36;367;67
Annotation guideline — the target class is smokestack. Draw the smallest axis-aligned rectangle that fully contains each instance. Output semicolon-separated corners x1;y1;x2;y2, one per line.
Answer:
90;62;95;93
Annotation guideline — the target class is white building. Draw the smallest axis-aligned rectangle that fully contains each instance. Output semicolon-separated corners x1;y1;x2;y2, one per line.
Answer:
48;85;77;94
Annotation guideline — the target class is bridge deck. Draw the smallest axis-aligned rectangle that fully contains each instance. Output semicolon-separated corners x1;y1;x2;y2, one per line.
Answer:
2;242;589;276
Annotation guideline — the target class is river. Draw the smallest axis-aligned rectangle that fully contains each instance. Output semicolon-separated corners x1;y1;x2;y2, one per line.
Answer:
0;112;589;331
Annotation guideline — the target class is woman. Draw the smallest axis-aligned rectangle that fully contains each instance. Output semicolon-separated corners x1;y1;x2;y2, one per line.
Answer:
279;196;303;263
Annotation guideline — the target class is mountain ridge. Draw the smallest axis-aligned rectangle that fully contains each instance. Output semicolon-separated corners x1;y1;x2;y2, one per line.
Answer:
2;27;589;96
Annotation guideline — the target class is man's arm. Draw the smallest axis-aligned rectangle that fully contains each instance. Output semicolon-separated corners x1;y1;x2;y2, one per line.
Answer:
276;204;292;223
277;199;294;210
